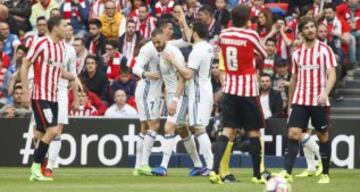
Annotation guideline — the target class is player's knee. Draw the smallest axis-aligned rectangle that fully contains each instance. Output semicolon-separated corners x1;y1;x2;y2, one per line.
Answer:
288;128;302;140
176;127;189;139
316;131;329;142
149;120;160;131
164;122;176;135
222;128;235;140
247;130;261;138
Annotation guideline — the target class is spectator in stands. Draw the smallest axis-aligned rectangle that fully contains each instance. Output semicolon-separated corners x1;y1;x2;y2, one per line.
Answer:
136;3;157;39
60;0;90;37
69;83;108;115
322;3;350;66
312;0;324;21
85;19;107;62
318;23;344;102
29;0;59;28
198;5;222;41
259;73;282;119
0;22;21;60
103;39;127;83
154;0;175;18
250;0;266;19
99;0;126;39
104;89;137;117
0;83;31;118
50;7;61;17
111;66;136;100
6;45;27;75
0;36;12;71
211;62;222;106
74;38;88;75
171;4;186;39
214;0;230;28
64;24;75;45
24;16;47;49
0;59;8;108
5;57;23;96
157;19;174;41
183;0;202;21
118;20;142;60
256;9;273;39
70;88;99;116
272;59;290;114
4;0;32;35
80;55;110;104
258;38;277;76
127;0;144;18
263;17;294;60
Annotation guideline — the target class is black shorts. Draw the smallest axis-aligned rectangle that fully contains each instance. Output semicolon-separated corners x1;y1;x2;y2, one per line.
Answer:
31;100;58;133
221;94;265;131
288;104;330;132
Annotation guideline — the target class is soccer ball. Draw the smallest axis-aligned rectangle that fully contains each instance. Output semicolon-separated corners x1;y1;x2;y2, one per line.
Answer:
264;176;291;192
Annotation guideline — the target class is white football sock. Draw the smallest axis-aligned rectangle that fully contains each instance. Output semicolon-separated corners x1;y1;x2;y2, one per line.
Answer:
309;135;321;163
160;134;177;169
183;135;202;168
141;130;157;166
135;133;144;168
302;133;316;172
47;136;62;170
196;132;214;170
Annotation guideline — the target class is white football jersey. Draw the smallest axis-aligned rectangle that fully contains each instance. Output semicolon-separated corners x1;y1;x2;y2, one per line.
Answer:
159;44;185;95
58;43;77;91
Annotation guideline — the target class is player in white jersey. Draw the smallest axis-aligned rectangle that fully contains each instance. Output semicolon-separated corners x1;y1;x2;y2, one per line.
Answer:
43;24;80;177
132;28;163;176
163;21;215;173
150;22;208;176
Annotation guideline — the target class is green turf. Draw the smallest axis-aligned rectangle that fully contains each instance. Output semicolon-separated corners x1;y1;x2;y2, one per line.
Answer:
0;168;359;192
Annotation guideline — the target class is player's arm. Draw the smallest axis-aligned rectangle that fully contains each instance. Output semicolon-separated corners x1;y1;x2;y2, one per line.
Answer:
168;73;186;116
318;48;338;106
132;46;160;80
20;58;32;108
288;54;298;110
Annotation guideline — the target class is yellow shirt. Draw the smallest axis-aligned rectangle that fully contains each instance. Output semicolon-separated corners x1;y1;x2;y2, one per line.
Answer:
29;0;59;28
99;12;126;39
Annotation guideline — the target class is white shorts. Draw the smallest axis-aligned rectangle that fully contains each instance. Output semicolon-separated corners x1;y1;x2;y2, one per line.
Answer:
135;83;161;121
188;94;213;128
166;93;187;125
57;89;69;125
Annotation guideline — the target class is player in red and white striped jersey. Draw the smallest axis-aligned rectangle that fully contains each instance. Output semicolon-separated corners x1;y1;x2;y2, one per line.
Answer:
20;16;79;182
209;5;267;185
278;16;337;184
135;4;157;39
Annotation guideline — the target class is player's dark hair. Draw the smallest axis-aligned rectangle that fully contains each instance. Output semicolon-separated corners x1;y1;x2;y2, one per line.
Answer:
156;18;173;29
151;28;164;38
265;38;276;45
85;55;98;65
36;16;47;23
47;16;63;32
198;5;213;15
105;39;119;48
89;19;102;29
260;73;272;79
16;45;28;54
191;21;208;39
74;37;85;45
231;5;251;27
298;16;317;32
323;3;335;11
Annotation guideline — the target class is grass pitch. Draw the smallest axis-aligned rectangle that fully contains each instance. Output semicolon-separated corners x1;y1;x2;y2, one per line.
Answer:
0;168;359;192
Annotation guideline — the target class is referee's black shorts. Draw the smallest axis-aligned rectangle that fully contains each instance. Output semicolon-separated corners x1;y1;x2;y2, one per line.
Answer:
221;94;265;131
288;104;330;132
31;100;58;133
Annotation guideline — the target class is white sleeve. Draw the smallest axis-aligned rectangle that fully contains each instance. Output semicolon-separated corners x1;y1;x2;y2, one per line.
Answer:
69;46;77;75
119;17;127;37
187;48;201;70
132;45;150;77
168;39;191;48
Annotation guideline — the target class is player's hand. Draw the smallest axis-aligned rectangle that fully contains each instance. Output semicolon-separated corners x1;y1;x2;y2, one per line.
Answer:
168;100;177;116
74;76;83;92
317;92;328;107
145;71;160;80
162;52;174;64
72;100;80;112
6;107;15;118
22;90;30;109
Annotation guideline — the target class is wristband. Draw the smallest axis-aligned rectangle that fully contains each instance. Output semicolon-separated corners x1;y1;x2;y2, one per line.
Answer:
173;97;179;102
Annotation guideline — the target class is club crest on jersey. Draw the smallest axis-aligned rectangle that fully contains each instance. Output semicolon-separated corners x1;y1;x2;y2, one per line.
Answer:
49;60;55;66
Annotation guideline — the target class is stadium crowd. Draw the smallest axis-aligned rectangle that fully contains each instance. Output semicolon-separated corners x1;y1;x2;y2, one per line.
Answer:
0;0;357;121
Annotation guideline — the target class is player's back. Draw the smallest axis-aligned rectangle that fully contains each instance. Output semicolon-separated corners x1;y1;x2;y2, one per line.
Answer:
219;27;267;97
219;27;267;75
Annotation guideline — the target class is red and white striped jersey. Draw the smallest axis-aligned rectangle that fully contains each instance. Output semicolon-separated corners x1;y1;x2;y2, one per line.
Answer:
219;27;267;97
70;104;98;116
24;33;43;48
25;36;65;102
291;40;337;106
155;0;174;16
135;15;157;39
106;51;122;81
